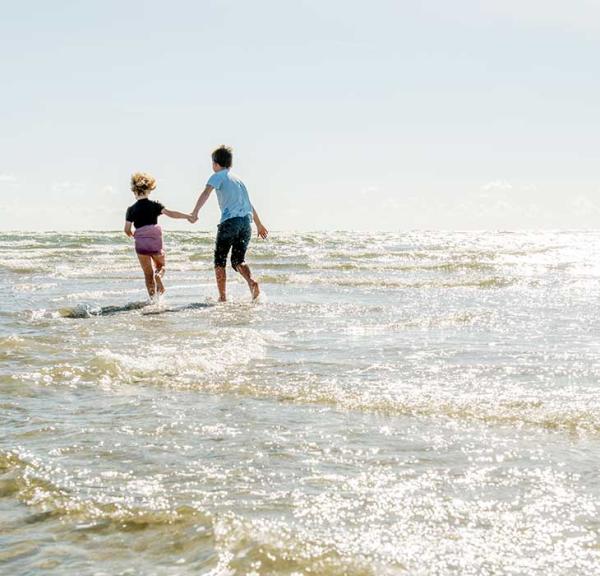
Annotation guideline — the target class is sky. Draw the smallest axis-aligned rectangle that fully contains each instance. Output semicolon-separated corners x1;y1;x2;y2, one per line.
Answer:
1;0;599;231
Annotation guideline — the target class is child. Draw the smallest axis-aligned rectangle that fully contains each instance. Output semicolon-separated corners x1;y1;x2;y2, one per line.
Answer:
124;172;193;299
190;145;268;302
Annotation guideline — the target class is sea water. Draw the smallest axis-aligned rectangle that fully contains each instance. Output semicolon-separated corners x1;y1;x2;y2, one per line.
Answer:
1;230;599;575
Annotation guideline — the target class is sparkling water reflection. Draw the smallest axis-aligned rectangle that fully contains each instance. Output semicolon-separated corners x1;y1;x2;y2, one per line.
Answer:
1;230;600;574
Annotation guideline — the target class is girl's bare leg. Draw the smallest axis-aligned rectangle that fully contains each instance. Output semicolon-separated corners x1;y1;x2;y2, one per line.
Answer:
152;254;166;294
137;254;156;297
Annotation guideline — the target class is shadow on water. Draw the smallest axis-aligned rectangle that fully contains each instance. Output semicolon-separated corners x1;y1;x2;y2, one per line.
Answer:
60;301;214;318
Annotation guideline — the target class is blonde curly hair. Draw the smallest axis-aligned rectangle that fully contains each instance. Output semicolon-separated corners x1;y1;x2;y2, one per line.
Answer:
130;172;157;197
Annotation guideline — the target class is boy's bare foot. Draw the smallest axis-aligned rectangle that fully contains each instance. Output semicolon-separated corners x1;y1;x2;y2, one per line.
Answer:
250;280;260;301
218;297;227;303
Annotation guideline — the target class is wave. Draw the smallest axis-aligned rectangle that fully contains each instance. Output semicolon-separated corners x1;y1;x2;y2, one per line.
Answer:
12;325;266;386
24;301;149;320
0;261;40;274
260;274;516;289
254;259;496;272
188;252;217;261
334;394;600;433
92;331;266;381
146;374;600;434
0;450;390;574
25;301;215;319
0;450;212;530
20;344;600;437
0;336;29;360
59;301;150;318
212;513;392;576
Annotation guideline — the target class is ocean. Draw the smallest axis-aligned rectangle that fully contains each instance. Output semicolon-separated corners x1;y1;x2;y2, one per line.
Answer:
1;230;599;575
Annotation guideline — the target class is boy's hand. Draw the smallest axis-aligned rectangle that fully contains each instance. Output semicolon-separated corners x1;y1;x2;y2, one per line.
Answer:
187;214;198;224
257;224;268;239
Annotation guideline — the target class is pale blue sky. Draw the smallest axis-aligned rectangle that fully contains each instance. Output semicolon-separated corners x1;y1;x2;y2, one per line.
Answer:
1;0;599;230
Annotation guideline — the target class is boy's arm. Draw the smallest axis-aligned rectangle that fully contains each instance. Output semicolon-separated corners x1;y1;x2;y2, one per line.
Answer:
162;208;195;222
191;185;213;220
124;221;134;237
252;207;268;239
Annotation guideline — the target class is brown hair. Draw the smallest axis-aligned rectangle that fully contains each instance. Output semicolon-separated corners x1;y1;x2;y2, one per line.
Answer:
130;172;157;197
212;145;233;168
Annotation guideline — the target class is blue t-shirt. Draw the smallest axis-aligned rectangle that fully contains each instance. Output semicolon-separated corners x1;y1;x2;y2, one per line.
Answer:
207;169;253;224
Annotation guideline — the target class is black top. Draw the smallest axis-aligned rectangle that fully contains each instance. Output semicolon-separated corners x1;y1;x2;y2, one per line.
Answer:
125;198;165;229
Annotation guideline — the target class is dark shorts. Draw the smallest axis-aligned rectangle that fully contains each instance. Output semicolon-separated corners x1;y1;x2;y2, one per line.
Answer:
214;216;252;269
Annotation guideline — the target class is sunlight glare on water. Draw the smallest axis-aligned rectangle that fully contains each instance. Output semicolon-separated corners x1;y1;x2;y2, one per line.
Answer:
1;230;600;575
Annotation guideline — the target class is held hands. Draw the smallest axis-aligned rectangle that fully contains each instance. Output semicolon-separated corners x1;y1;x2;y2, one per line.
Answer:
186;211;265;236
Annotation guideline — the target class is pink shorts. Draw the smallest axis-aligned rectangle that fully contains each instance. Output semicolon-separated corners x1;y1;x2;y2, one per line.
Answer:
134;225;164;256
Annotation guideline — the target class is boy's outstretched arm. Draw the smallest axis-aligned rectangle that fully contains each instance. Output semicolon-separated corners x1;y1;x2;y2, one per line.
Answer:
124;221;134;237
252;207;268;239
162;208;195;222
191;186;213;221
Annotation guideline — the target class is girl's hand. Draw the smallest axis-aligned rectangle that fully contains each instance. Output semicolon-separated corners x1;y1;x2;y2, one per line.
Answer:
187;214;198;224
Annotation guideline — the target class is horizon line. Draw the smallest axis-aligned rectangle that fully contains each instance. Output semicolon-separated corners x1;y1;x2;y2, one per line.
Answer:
0;228;598;234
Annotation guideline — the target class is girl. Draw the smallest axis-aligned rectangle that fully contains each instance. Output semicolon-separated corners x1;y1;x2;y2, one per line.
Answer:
124;172;192;299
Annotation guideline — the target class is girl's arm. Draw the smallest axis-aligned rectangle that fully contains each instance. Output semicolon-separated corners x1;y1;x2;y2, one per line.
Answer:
252;207;268;239
124;221;134;237
162;208;195;222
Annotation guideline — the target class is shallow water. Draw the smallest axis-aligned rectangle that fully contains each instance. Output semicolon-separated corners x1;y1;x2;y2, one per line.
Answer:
1;230;600;575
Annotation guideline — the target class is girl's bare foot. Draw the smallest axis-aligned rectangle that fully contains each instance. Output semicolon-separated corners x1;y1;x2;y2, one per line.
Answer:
154;269;165;294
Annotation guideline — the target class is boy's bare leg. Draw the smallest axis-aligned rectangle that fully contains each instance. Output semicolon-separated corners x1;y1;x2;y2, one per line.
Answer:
215;266;227;302
235;263;260;300
152;254;166;294
137;254;156;298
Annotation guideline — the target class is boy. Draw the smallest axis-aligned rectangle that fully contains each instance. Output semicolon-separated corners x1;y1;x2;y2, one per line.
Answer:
190;145;268;302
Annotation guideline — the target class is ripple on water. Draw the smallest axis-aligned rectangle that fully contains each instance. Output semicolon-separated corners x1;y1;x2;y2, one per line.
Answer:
2;231;600;574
